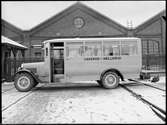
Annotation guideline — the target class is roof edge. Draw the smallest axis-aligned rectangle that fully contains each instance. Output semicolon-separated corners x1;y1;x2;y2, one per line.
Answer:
134;9;165;31
2;19;24;35
2;35;28;49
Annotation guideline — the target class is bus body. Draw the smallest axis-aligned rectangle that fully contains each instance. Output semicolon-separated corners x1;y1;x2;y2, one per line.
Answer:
14;37;142;92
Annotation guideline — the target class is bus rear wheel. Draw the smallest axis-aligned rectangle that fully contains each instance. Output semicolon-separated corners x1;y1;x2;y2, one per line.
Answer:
101;71;119;89
14;73;35;92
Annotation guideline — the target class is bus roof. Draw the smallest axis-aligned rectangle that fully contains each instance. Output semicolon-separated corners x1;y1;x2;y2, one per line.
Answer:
43;37;140;44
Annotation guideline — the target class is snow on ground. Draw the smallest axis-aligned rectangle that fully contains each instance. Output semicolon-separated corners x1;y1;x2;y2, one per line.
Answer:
124;76;166;111
39;93;164;124
2;82;165;124
2;87;32;111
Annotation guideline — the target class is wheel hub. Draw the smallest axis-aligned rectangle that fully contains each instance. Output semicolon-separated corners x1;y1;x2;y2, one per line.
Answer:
105;74;116;84
17;76;30;89
20;78;28;87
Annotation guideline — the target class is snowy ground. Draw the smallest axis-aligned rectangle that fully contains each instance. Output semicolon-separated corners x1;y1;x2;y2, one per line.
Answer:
1;76;166;124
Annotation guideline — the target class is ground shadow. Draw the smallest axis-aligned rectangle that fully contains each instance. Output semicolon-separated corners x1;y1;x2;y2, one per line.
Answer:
32;82;104;92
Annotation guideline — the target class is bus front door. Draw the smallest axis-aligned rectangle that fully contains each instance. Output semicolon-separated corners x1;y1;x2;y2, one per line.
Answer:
51;48;64;82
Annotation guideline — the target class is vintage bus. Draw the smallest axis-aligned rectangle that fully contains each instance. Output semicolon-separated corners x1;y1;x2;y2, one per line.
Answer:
14;37;142;92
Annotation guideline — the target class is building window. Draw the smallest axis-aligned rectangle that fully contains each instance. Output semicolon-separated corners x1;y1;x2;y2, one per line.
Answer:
35;52;41;58
148;41;159;54
142;42;147;55
73;17;85;29
142;40;159;55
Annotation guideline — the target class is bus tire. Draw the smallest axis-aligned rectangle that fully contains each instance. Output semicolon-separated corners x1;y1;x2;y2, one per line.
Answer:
101;71;119;89
14;73;35;92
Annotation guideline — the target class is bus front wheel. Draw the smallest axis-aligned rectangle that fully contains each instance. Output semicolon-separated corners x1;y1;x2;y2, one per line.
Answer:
14;73;35;92
101;71;119;89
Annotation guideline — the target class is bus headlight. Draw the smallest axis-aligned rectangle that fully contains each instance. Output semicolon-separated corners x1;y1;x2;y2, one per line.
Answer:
21;64;23;68
18;64;23;71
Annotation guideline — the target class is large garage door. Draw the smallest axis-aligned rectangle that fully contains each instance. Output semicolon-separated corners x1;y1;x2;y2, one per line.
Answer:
142;39;164;70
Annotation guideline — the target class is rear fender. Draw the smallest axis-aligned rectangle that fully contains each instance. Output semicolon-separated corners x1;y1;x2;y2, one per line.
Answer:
100;68;124;81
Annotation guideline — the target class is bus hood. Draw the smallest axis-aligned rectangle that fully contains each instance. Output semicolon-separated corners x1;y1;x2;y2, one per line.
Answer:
20;62;45;74
21;62;44;69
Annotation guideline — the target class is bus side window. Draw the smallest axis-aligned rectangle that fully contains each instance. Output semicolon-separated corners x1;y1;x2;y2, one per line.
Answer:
103;41;120;56
85;42;102;56
121;41;138;56
66;42;84;58
121;44;129;55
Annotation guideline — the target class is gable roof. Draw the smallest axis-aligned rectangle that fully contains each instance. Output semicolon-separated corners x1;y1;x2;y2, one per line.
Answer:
1;19;24;36
29;2;128;36
134;10;166;34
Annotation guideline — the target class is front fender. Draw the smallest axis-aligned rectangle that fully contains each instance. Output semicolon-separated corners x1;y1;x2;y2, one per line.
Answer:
15;68;42;83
